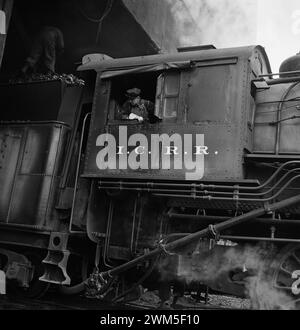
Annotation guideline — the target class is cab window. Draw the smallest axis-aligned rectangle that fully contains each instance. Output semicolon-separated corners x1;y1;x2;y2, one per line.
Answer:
155;72;180;121
108;71;158;123
107;70;181;124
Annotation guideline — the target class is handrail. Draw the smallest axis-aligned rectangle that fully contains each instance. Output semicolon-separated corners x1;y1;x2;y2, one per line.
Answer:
69;112;91;234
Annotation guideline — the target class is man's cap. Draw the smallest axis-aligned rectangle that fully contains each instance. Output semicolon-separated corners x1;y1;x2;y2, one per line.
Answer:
126;88;141;97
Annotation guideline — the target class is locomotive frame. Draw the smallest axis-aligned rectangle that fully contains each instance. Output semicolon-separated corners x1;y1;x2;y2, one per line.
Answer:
1;45;300;308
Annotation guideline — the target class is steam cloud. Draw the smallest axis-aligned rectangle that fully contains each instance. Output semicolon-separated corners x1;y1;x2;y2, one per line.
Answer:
159;243;297;310
169;0;258;48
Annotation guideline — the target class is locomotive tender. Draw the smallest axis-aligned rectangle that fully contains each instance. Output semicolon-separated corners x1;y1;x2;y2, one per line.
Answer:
2;45;300;307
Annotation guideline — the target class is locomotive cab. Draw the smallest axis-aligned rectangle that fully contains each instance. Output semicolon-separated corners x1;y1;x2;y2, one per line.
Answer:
80;46;272;182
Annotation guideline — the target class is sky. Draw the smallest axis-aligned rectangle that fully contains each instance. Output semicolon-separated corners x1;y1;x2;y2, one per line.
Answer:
257;0;300;72
174;0;300;72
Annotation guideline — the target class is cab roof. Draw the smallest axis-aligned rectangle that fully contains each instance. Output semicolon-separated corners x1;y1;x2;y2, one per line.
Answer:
78;45;272;74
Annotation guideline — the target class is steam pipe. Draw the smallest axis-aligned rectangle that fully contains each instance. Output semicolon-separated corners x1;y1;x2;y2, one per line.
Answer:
275;82;300;154
98;160;300;193
259;70;300;78
154;233;300;244
168;213;300;226
267;77;300;85
101;186;236;196
134;196;144;254
99;194;300;281
130;196;138;255
59;258;89;295
163;233;300;244
220;235;300;244
154;173;300;202
59;282;86;295
0;222;51;232
100;165;300;198
103;201;114;268
106;171;300;203
151;232;300;245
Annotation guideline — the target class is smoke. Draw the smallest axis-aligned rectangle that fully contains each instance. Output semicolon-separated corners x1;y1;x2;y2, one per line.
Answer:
246;272;295;310
159;242;296;310
168;0;258;48
222;245;296;310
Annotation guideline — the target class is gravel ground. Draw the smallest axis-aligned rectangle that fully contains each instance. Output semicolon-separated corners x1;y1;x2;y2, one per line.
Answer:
208;295;251;310
134;290;251;310
0;291;251;310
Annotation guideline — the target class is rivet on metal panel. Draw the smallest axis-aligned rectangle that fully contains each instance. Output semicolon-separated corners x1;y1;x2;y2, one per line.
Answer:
233;190;239;200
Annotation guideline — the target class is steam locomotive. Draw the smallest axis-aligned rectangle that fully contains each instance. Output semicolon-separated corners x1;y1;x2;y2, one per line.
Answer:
1;45;300;308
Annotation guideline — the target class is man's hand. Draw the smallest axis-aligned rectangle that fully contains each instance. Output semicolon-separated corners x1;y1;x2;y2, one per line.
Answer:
129;113;144;122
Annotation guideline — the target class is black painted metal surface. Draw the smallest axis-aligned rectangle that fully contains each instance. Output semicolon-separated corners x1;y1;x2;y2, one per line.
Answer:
0;122;69;229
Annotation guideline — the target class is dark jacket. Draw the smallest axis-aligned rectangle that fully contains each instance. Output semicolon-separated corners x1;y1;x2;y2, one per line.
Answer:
24;26;64;73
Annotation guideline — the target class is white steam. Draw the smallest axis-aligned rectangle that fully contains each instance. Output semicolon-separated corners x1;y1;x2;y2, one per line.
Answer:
159;243;297;310
246;273;295;310
169;0;257;48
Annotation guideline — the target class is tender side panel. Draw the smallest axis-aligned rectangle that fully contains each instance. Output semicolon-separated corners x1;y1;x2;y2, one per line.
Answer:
0;123;69;228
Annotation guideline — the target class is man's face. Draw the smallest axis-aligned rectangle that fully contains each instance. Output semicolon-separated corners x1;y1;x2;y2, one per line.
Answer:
132;96;141;105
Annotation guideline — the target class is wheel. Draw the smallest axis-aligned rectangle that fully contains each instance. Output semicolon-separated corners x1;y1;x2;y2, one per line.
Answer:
248;244;300;310
270;244;300;310
8;251;50;299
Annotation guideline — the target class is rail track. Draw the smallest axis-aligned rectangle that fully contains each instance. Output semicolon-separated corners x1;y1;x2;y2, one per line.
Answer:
0;292;248;310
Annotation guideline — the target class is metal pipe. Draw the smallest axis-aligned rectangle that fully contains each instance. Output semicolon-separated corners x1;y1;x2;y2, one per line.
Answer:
130;195;139;255
100;180;252;190
100;166;300;198
275;83;300;154
220;235;300;244
59;282;86;295
0;120;71;127
98;161;300;192
168;213;300;226
259;70;300;78
0;223;51;232
103;201;114;268
134;195;144;254
100;186;241;197
154;173;300;202
267;77;300;85
247;167;300;197
100;194;300;280
169;214;229;222
69;112;91;234
157;233;300;244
